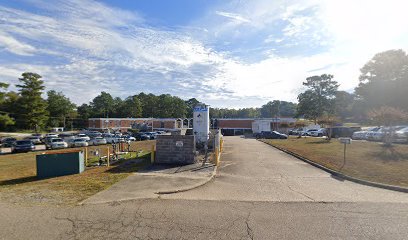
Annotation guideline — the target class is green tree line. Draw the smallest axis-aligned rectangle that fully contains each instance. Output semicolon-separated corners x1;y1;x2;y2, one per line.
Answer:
297;49;408;125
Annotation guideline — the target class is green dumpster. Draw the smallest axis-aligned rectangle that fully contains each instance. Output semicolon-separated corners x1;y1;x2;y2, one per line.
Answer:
36;150;85;178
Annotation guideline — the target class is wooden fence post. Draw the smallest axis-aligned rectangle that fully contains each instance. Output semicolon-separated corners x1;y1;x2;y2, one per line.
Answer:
107;147;110;167
215;147;219;166
151;145;155;163
84;147;88;167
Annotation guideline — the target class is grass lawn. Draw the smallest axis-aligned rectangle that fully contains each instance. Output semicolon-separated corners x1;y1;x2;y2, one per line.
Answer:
261;137;408;188
0;140;155;206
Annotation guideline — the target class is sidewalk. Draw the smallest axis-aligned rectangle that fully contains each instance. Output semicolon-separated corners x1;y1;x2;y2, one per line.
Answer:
81;162;216;205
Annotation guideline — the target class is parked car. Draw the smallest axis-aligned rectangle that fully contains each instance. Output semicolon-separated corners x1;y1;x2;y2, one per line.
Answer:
46;138;68;150
289;128;309;136
59;133;75;142
68;138;88;148
32;133;43;138
76;133;90;141
351;131;366;140
43;133;59;142
145;132;158;140
308;128;326;137
89;137;107;145
123;135;136;141
364;127;382;141
43;136;56;145
326;127;361;138
366;126;406;142
351;127;379;140
393;127;408;143
305;129;317;136
11;140;35;153
368;127;388;141
114;135;125;143
104;134;114;143
105;134;125;143
134;132;149;141
289;128;302;135
87;131;102;138
24;136;42;145
1;137;17;147
45;133;59;138
103;134;114;143
256;131;288;139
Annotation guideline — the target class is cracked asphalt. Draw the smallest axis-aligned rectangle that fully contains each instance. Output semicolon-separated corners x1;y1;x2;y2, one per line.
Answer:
1;136;408;239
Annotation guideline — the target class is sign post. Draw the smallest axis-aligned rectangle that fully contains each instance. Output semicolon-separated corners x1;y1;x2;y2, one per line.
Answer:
193;103;210;144
338;138;351;170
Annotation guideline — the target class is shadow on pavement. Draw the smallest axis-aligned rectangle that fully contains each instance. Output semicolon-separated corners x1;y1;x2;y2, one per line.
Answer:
139;162;215;175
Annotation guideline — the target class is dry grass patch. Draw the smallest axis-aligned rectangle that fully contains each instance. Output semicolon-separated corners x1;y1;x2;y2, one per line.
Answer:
262;137;408;188
0;140;155;206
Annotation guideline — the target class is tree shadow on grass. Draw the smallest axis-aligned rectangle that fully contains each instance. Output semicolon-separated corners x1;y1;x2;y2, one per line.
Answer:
305;140;332;144
0;176;39;186
371;145;408;161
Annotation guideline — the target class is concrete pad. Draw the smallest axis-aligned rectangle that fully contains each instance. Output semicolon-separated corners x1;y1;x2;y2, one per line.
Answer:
82;163;216;205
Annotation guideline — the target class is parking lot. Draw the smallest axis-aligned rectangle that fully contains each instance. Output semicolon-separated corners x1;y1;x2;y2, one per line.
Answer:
286;125;408;144
0;145;46;154
0;130;166;156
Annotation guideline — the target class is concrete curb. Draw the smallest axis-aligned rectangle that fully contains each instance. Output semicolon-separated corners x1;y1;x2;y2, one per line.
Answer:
155;164;218;194
259;140;408;194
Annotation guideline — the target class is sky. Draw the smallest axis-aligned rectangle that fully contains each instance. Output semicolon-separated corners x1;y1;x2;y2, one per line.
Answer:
0;0;407;108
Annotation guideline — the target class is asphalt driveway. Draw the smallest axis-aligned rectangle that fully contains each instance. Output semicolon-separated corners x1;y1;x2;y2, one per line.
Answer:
164;136;408;202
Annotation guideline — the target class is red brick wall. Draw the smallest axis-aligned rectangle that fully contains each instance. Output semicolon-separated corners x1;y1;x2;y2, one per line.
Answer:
152;121;161;128
151;120;176;129
164;121;175;129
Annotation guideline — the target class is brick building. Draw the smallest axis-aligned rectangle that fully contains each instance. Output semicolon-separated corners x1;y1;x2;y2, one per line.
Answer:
87;118;192;132
88;117;296;134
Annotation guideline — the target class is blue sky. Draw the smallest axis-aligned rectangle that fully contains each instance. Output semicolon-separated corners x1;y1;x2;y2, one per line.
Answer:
0;0;407;108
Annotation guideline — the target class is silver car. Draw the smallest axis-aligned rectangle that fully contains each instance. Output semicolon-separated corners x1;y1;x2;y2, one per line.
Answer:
24;136;42;145
393;127;408;143
68;138;88;147
89;137;107;145
46;138;68;149
76;134;90;141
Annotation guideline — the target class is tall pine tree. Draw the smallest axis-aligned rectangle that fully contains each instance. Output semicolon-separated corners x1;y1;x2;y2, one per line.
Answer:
16;72;49;130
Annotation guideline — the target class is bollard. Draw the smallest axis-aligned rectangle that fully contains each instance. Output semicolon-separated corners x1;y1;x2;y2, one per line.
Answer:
151;145;155;163
84;147;88;167
215;147;219;166
107;147;110;167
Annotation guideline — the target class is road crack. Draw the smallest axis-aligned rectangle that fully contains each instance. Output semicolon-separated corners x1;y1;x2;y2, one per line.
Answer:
286;185;315;201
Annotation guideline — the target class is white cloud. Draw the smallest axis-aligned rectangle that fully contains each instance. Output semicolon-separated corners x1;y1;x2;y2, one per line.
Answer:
0;30;36;56
0;1;228;104
282;16;312;37
215;11;251;23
